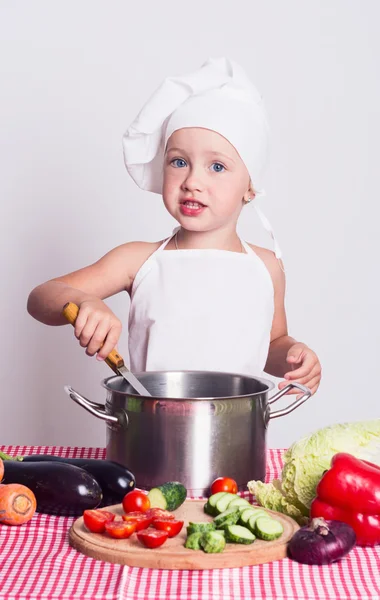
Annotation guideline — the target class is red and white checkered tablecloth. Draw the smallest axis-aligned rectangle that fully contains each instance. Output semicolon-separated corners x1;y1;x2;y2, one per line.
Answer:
0;446;379;600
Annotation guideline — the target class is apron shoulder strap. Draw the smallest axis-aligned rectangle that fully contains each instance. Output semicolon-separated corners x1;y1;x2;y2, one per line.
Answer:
156;227;179;253
240;239;255;255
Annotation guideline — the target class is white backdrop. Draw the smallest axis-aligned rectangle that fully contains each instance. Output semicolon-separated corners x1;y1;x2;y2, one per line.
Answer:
1;0;379;450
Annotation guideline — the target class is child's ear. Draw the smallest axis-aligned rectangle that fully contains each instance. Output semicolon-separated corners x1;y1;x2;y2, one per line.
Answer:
243;186;256;204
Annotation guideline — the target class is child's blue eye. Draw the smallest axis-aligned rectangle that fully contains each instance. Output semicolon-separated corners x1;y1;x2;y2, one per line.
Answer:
171;158;187;168
211;162;225;173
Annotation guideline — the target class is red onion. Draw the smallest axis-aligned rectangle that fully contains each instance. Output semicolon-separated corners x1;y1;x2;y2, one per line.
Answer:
288;518;356;565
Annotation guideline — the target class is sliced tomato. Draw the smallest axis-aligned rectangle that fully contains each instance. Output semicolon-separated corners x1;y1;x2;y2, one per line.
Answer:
145;508;175;521
83;509;116;533
104;520;137;539
210;477;238;495
120;510;145;517
137;528;169;548
153;518;184;538
122;490;150;513
122;513;154;530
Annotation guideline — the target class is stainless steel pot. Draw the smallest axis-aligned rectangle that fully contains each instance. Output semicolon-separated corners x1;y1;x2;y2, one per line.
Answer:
65;371;311;495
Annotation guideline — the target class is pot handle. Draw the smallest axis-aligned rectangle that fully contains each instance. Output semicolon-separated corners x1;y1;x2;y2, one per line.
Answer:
64;385;119;425
267;382;311;420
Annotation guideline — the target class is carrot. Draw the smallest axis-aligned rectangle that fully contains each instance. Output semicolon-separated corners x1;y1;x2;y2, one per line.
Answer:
0;483;37;525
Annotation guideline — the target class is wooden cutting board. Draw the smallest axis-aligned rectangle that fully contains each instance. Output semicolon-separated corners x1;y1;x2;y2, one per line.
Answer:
69;500;299;569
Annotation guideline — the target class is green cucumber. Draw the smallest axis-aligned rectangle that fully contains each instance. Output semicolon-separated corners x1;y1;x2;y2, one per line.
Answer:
215;493;238;514
213;507;240;529
185;532;203;550
239;507;260;526
200;531;226;553
248;510;268;533
147;481;186;511
254;516;284;541
224;524;256;544
187;521;215;535
203;501;214;515
228;498;251;510
204;492;228;516
208;491;229;508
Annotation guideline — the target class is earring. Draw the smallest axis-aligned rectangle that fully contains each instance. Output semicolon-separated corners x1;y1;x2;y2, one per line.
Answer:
245;196;253;203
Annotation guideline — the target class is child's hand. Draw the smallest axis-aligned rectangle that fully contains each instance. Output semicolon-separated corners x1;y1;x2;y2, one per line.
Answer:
73;299;122;360
279;342;321;398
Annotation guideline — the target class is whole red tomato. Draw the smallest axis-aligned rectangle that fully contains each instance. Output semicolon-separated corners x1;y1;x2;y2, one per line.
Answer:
210;477;238;495
122;489;150;513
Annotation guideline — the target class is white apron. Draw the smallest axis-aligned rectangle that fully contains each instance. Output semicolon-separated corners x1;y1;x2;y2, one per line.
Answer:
128;236;274;377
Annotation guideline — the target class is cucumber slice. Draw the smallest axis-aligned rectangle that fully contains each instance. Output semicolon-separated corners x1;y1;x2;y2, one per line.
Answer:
200;531;226;553
187;521;215;535
248;511;268;533
185;532;203;550
203;501;214;516
148;481;187;511
204;492;227;516
254;517;284;541
239;507;260;525
215;493;238;514
228;498;251;510
224;524;256;544
208;491;229;508
213;507;240;529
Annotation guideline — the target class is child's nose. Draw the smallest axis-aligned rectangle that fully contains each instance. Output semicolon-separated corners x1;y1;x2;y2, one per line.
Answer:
181;168;204;192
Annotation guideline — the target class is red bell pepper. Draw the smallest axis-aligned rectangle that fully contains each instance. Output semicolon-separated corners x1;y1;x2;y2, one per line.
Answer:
310;452;380;546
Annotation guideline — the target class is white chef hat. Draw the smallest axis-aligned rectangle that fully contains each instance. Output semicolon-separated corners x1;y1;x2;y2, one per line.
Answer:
123;57;282;259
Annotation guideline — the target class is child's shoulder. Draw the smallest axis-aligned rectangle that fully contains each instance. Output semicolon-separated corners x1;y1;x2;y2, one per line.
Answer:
247;243;275;262
116;239;164;273
100;240;165;293
120;240;163;255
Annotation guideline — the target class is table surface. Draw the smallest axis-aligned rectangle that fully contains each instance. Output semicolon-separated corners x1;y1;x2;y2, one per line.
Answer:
0;446;379;600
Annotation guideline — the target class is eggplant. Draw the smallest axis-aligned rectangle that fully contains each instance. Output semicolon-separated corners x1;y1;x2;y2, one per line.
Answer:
22;455;136;506
2;461;102;516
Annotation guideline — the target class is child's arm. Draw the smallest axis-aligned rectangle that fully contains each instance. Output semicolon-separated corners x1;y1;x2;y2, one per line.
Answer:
27;241;158;360
261;251;296;377
250;245;321;396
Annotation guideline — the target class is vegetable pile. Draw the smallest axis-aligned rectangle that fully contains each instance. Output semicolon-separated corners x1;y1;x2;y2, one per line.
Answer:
82;475;286;554
185;488;284;554
247;419;380;526
83;483;186;549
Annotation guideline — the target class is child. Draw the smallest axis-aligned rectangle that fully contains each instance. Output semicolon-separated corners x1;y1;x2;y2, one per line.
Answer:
27;57;321;398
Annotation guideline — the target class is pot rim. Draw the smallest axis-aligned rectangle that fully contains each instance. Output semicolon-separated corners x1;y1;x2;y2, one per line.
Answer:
101;370;275;401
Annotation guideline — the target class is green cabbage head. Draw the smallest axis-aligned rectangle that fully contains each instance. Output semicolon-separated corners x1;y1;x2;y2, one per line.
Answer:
247;419;380;525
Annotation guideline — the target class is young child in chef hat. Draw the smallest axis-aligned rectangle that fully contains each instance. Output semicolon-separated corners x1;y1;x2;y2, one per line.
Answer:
28;57;321;398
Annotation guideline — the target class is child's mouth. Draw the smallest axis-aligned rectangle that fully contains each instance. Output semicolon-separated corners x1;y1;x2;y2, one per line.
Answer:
180;200;206;216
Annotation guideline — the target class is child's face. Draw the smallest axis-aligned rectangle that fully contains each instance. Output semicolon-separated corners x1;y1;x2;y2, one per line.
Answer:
163;128;252;232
